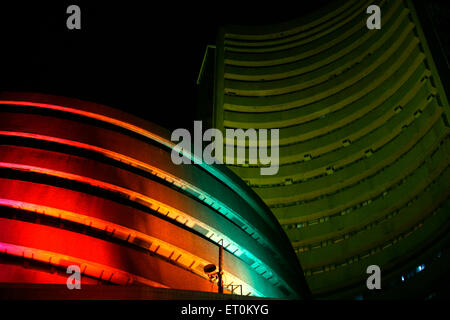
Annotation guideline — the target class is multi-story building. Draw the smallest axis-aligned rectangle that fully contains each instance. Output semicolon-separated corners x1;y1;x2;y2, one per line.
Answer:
0;92;310;299
206;0;450;298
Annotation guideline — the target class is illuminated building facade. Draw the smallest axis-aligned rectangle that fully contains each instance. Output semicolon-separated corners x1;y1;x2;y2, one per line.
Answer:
0;92;310;299
208;0;450;298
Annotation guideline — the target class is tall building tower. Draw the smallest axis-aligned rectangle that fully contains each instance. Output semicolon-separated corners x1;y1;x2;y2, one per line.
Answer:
208;0;450;298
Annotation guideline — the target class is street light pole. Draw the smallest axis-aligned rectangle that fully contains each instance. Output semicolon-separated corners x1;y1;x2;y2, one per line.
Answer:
218;243;223;294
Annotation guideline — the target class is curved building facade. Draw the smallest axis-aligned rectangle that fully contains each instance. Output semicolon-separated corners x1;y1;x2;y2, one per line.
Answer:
210;0;450;298
0;92;310;299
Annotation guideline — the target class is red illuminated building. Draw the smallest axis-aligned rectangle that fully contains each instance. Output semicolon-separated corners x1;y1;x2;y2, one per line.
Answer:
0;92;310;299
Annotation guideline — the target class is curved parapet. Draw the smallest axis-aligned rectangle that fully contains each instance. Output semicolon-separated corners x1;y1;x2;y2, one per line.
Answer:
211;0;450;297
0;92;310;299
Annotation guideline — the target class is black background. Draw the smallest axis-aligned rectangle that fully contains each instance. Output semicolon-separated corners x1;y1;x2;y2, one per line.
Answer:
0;1;333;131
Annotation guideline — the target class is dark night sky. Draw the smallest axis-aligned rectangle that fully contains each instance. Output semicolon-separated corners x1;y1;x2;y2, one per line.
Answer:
0;1;333;131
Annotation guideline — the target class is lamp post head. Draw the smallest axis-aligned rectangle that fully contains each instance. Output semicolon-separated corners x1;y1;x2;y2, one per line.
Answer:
203;264;217;275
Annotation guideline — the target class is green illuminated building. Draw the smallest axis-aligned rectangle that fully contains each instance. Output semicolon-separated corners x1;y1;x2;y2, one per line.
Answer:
199;0;450;299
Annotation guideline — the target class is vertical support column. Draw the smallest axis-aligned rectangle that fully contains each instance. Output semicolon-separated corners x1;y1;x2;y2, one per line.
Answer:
218;243;223;294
